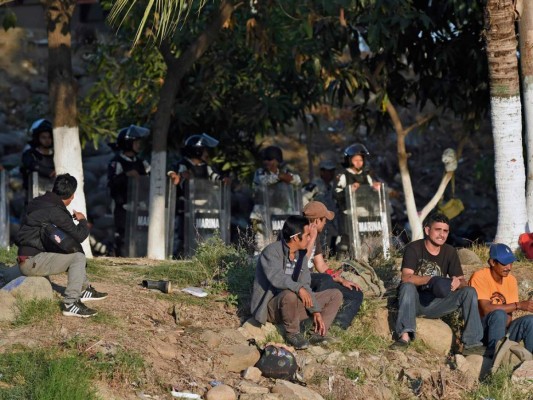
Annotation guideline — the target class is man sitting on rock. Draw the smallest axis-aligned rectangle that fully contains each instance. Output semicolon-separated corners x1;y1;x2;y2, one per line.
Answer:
469;243;533;357
303;201;363;330
391;212;484;354
250;215;342;350
15;173;107;318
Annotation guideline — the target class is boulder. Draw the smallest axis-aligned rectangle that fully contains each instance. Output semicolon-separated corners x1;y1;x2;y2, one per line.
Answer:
457;248;482;266
271;380;324;400
242;366;262;382
238;381;269;395
239;318;279;342
369;307;392;339
0;291;17;321
218;344;260;373
512;360;533;382
205;384;236;400
455;354;491;381
416;318;453;355
1;276;53;300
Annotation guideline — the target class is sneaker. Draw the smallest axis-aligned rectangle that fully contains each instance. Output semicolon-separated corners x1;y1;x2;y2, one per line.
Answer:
61;300;97;318
308;333;335;346
285;333;309;350
389;338;410;350
80;285;108;302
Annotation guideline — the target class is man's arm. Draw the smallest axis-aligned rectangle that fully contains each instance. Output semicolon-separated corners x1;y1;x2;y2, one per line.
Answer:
259;248;303;293
401;267;432;286
55;208;90;244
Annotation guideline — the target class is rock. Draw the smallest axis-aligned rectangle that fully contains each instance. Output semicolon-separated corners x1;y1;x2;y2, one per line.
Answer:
242;366;262;382
219;327;247;343
218;344;260;373
239;318;278;342
0;291;17;321
457;248;482;266
205;384;236;400
200;330;222;348
151;338;177;360
1;276;53;300
271;380;324;400
238;380;269;394
416;318;453;355
369;307;392;339
239;395;281;400
512;360;533;382
29;77;48;93
455;354;491;381
403;367;431;381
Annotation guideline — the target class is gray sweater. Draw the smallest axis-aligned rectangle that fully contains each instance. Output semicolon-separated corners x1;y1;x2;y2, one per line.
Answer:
250;240;320;324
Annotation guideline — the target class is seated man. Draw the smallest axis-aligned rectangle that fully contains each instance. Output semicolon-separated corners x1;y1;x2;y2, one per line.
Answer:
303;201;363;329
250;215;342;350
469;243;533;356
15;173;107;318
392;212;484;354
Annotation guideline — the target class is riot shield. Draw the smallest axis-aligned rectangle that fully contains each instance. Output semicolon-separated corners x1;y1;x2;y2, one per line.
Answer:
27;171;54;202
0;170;9;248
345;184;392;260
257;182;302;248
124;176;178;258
183;178;231;257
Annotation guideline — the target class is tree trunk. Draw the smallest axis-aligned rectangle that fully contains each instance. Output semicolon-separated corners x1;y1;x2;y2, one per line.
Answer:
520;0;533;230
43;0;92;256
485;0;527;248
147;0;235;259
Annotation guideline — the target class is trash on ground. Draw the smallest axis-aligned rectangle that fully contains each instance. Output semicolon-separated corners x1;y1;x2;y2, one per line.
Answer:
181;287;208;297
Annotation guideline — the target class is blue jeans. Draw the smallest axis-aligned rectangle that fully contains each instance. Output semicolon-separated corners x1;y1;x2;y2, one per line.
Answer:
482;310;533;353
395;282;483;346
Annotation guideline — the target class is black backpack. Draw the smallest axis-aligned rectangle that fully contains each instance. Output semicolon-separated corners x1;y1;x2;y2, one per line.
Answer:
41;223;83;254
248;339;304;384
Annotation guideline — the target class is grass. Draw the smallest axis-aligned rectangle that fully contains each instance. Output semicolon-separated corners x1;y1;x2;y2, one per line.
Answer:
90;348;145;386
0;246;17;266
465;366;527;400
12;296;59;327
0;348;99;400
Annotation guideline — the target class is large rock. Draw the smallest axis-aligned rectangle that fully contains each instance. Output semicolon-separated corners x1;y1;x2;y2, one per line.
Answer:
369;307;392;339
239;318;279;342
512;360;533;382
218;344;260;373
1;276;53;300
457;248;482;266
205;384;236;400
271;380;324;400
456;354;492;381
416;318;453;355
0;291;17;321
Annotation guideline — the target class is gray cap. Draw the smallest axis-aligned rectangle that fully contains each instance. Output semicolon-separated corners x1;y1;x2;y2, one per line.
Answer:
319;159;336;170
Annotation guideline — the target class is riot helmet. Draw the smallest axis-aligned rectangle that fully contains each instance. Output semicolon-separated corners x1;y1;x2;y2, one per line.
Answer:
30;118;53;148
116;125;150;152
342;143;370;168
182;133;219;159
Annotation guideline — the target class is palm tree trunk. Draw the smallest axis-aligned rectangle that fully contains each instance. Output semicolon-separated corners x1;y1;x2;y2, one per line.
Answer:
519;1;533;230
485;0;527;248
43;0;92;256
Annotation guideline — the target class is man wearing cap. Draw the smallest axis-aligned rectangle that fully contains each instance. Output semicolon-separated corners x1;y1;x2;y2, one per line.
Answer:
302;159;339;255
391;212;484;354
303;201;363;329
469;243;533;356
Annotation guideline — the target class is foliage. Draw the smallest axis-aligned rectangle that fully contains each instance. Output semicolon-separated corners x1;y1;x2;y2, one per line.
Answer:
0;349;99;400
0;5;16;31
13;297;59;327
465;365;525;400
0;246;17;265
90;348;145;385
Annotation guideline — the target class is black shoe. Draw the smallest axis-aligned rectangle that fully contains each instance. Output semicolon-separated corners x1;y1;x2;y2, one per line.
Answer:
285;333;309;350
308;333;334;346
462;345;488;357
389;338;410;350
61;300;97;318
80;285;108;302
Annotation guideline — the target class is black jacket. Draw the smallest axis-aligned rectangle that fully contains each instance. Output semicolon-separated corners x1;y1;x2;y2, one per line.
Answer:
15;191;89;256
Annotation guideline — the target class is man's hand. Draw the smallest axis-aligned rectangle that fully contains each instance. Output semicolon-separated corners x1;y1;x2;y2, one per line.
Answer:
372;181;381;191
451;276;462;291
50;170;57;178
351;182;360;191
308;221;318;243
298;287;313;308
169;172;180;185
313;312;326;336
278;172;293;183
335;276;361;291
518;300;533;312
72;210;86;221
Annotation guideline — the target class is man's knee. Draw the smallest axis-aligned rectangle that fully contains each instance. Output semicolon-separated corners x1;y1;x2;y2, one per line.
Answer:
459;286;477;300
72;252;86;266
486;309;507;326
280;290;299;306
398;282;417;298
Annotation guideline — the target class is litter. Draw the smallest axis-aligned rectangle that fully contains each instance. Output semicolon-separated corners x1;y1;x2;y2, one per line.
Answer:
170;390;201;399
181;287;208;297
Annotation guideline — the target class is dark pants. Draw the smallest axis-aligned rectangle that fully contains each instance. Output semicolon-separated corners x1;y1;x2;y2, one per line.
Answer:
482;310;533;353
311;273;364;329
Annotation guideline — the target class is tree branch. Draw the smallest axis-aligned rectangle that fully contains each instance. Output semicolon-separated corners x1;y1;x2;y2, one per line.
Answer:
404;113;435;135
419;171;454;222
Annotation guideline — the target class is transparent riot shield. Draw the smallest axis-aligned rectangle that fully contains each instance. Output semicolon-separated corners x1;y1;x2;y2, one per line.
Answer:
0;170;9;248
183;178;231;257
27;171;54;201
124;176;150;257
257;182;302;248
124;176;177;258
345;184;392;260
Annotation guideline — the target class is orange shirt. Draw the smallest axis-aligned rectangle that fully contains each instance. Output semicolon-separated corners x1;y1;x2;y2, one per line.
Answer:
469;267;519;318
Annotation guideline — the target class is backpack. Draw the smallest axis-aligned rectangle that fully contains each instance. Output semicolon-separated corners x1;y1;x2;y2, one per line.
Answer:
339;259;386;298
41;223;83;254
491;335;533;373
248;339;303;383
